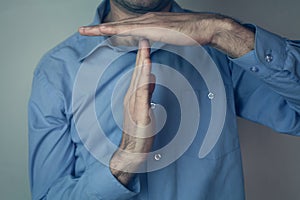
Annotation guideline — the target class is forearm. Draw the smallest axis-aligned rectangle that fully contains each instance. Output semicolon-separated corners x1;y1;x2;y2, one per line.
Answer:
209;17;255;58
110;133;154;185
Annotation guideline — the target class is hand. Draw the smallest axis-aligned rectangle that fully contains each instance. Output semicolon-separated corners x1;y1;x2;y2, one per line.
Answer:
109;39;156;185
79;12;254;57
79;12;220;45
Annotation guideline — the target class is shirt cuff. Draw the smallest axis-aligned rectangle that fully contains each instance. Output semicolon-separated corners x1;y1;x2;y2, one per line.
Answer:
229;24;287;79
86;161;140;200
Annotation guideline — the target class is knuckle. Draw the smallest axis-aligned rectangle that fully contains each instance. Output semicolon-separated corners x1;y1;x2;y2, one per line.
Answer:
135;91;145;99
136;86;148;95
144;12;157;18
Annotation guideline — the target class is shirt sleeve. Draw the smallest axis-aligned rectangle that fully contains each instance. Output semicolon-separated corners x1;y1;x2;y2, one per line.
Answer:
229;25;300;135
28;67;140;200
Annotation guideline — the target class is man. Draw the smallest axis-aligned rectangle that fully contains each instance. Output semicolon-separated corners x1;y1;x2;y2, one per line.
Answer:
28;0;300;199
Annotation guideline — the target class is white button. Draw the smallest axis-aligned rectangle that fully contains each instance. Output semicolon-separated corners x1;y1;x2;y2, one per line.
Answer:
250;66;259;72
208;92;215;100
265;54;273;63
154;154;162;161
150;102;156;109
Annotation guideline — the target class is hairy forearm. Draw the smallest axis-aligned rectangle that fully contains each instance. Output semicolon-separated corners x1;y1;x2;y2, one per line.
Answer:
209;17;255;58
109;150;136;186
110;133;154;185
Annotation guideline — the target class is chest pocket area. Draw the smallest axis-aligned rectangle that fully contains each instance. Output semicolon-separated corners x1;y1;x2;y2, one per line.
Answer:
180;84;240;160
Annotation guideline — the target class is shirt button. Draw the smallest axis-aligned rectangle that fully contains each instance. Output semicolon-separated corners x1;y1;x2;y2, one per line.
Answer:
154;153;162;161
150;102;156;109
250;66;259;73
208;92;215;100
265;54;273;63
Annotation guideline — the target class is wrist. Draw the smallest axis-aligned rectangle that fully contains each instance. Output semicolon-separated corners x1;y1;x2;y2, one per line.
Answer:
119;132;154;153
109;148;146;185
109;134;154;176
210;17;235;47
210;17;255;58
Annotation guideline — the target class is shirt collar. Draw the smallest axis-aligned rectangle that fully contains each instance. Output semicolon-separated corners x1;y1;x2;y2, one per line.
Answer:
78;0;185;61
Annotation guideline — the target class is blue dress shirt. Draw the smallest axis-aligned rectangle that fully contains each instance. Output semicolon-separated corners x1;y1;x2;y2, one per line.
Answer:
28;0;300;199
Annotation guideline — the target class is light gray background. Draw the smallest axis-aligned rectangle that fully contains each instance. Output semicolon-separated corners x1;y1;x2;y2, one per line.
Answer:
0;0;299;199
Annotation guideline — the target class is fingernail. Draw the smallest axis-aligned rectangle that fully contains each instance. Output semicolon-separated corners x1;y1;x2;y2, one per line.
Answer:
79;26;87;30
139;39;149;49
79;26;88;32
139;41;143;49
78;27;84;34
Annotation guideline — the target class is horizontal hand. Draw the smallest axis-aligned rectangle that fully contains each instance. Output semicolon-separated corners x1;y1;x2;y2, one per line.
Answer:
79;12;254;57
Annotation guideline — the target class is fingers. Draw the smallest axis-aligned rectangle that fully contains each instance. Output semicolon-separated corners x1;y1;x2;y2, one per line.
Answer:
79;12;203;46
79;15;147;36
134;58;153;125
128;39;150;92
79;25;117;36
79;18;138;36
125;39;155;126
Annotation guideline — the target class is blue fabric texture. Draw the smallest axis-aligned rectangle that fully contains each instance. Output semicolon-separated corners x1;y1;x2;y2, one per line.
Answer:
28;1;300;199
